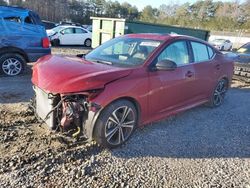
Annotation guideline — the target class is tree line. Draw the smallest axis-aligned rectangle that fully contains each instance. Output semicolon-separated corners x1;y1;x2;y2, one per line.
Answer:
1;0;249;32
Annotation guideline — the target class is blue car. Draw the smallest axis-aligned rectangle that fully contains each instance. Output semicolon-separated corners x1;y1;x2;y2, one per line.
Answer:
0;6;51;76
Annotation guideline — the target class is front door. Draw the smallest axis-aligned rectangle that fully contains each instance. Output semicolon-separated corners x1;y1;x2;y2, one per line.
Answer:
148;40;197;117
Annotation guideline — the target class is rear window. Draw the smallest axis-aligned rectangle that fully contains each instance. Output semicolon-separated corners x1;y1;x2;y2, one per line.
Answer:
29;11;43;26
24;16;33;24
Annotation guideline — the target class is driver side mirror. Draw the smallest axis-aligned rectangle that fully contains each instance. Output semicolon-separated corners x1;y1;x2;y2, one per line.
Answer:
155;59;177;71
60;31;65;35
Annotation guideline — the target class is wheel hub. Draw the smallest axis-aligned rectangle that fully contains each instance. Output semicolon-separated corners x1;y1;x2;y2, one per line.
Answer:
105;106;135;146
213;80;227;106
2;58;22;76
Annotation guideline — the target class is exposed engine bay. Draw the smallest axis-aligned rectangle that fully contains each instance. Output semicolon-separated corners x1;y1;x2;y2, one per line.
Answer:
33;86;98;139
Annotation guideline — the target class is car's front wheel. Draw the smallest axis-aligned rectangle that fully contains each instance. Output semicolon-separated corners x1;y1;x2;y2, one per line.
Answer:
208;78;228;107
94;100;137;148
0;53;26;76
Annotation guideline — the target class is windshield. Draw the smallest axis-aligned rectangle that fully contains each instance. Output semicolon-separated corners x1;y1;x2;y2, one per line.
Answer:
237;43;250;54
85;37;161;67
52;26;65;32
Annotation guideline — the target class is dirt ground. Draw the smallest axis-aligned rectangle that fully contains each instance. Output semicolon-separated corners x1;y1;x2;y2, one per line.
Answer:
0;47;249;187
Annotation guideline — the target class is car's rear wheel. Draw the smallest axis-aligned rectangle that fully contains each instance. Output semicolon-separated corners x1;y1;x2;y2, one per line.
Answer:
84;39;91;47
51;39;60;46
94;100;137;148
208;78;228;107
0;53;26;76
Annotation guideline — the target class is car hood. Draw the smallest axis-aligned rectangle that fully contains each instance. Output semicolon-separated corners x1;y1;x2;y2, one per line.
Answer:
32;55;132;94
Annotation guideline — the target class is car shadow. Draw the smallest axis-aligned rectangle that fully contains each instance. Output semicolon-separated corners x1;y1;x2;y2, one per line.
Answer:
111;88;250;159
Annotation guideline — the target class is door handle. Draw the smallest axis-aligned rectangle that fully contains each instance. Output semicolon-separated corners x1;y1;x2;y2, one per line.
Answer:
215;64;221;70
185;71;194;78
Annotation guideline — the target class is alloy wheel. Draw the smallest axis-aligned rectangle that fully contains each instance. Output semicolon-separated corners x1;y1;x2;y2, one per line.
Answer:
2;58;22;76
104;106;136;146
213;79;227;106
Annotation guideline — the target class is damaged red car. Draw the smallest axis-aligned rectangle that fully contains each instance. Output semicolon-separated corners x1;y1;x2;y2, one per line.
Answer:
32;34;234;148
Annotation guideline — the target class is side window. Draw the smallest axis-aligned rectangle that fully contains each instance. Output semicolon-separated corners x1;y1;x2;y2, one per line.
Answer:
62;28;74;34
191;42;210;62
237;44;250;54
75;28;87;34
158;41;189;66
207;46;214;59
24;16;33;24
4;17;21;23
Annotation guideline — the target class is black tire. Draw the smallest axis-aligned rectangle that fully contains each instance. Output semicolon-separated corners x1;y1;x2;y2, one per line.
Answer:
84;39;91;47
52;39;60;46
94;100;138;148
0;53;26;76
207;79;228;107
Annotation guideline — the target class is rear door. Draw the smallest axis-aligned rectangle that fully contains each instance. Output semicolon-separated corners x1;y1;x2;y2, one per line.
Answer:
74;28;90;45
190;41;220;100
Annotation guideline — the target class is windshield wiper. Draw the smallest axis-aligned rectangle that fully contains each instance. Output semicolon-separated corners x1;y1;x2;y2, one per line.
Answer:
94;60;113;65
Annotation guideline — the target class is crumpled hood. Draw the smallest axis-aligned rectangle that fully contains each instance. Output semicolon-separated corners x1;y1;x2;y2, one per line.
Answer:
32;55;132;93
46;29;55;37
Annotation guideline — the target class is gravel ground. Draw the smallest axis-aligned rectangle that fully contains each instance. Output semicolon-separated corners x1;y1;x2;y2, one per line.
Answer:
0;48;249;187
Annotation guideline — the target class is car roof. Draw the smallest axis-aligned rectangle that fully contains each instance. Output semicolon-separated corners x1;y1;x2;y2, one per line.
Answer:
0;5;30;18
124;33;204;42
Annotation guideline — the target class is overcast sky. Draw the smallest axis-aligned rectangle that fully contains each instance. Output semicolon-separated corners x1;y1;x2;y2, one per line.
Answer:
114;0;246;10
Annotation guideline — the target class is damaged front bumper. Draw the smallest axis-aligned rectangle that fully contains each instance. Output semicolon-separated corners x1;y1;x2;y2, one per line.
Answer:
33;86;102;141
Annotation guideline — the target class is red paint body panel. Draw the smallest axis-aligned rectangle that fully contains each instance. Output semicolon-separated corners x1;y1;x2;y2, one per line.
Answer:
32;55;132;93
32;34;234;128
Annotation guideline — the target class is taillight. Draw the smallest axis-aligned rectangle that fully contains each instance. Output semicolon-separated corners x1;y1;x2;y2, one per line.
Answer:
42;37;50;48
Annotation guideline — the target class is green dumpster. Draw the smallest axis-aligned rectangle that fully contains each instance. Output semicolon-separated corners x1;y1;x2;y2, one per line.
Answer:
91;17;210;48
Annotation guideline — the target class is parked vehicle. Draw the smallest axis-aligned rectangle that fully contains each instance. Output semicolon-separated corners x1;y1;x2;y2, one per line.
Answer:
211;39;233;51
32;34;234;148
0;6;51;76
47;25;92;47
233;42;250;82
42;20;57;30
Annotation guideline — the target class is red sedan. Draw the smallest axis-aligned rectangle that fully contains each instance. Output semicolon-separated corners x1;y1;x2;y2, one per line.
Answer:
32;34;234;148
